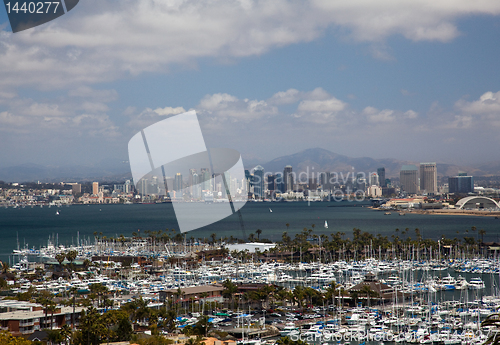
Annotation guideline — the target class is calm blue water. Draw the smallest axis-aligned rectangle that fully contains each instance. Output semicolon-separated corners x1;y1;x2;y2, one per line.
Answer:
1;201;499;262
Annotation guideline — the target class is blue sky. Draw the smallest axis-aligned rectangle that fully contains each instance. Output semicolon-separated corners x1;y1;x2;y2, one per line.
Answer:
1;0;500;169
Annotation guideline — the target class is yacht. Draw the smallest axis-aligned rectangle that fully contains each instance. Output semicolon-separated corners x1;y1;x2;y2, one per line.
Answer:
280;322;299;337
469;277;485;290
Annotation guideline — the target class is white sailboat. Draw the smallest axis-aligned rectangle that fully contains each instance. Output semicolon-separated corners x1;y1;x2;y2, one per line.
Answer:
55;211;59;215
269;208;272;213
324;220;328;228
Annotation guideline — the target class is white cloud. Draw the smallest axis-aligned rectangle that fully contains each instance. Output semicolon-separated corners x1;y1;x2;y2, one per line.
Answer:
268;89;301;105
456;91;500;115
197;93;277;121
297;98;346;113
363;107;396;123
154;106;186;116
404;110;419;119
0;0;499;88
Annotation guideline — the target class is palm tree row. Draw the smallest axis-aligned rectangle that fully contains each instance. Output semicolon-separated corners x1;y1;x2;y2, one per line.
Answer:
269;225;489;262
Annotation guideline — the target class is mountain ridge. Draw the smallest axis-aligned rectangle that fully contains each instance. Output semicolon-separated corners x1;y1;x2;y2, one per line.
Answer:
0;148;497;182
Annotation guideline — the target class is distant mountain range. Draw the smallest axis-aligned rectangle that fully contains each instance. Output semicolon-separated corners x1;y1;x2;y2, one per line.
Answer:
0;159;132;183
1;148;499;182
249;148;495;179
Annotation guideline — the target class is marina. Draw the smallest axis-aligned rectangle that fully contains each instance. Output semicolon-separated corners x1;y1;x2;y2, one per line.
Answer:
5;233;500;344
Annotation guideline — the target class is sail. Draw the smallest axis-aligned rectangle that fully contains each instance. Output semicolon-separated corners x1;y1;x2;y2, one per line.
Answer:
324;220;328;229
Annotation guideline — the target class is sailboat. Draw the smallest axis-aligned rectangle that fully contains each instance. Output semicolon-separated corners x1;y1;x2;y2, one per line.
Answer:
269;208;273;213
324;220;328;229
55;211;59;215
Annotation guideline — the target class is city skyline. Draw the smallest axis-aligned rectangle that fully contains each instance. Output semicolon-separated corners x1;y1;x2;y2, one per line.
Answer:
1;2;500;170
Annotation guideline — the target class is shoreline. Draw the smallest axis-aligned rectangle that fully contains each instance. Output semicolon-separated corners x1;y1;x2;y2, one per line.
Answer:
373;207;500;217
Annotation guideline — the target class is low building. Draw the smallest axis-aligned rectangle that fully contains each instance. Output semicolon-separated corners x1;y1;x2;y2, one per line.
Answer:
159;284;224;304
348;273;401;304
0;306;83;336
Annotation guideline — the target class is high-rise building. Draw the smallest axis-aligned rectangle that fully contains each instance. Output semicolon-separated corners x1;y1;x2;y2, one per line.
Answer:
267;174;276;191
72;183;81;195
283;165;294;192
308;177;317;190
449;174;474;194
322;172;335;192
275;172;284;193
377;167;386;187
369;173;379;186
420;162;437;195
174;173;183;191
124;180;132;193
192;173;200;199
92;182;99;195
253;165;265;198
201;168;211;191
400;165;419;194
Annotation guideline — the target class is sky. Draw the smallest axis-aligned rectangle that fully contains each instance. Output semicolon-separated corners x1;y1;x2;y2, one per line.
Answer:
1;0;500;169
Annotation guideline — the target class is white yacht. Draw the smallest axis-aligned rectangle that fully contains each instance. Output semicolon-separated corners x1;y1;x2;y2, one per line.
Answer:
468;277;485;290
280;322;299;337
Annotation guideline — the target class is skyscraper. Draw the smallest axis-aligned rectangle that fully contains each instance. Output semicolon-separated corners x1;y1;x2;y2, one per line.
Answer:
449;174;474;194
192;172;200;199
419;162;437;195
400;165;418;194
201;168;211;191
377;167;386;187
92;182;99;195
275;172;284;193
267;174;276;191
283;165;294;192
369;173;379;186
253;165;265;198
174;173;183;191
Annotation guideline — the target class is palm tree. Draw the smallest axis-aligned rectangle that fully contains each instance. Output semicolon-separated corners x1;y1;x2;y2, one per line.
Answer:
47;303;58;329
359;285;379;307
59;324;72;345
222;279;238;309
479;229;486;244
481;313;500;345
256;229;262;241
55;253;66;268
69;286;78;329
200;292;208;315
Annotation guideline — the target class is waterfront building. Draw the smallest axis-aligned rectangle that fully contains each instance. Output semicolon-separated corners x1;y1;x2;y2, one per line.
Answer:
92;182;98;196
449;174;474;194
267;173;276;191
367;185;382;197
420;162;437;195
400;165;419;194
71;183;81;195
124;179;133;193
308;177;317;190
353;173;366;192
201;168;211;191
252;165;265;198
192;173;201;199
174;173;183;192
159;284;224;304
320;172;334;192
377;167;386;187
275;172;284;193
0;306;83;336
283;165;294;192
369;172;379;186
